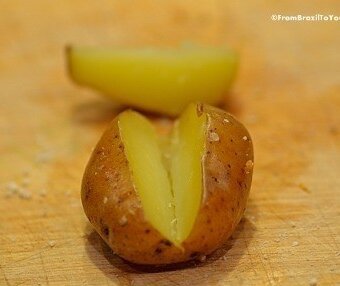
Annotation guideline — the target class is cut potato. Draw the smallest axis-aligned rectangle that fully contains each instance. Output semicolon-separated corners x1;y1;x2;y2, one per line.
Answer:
81;103;253;265
67;46;237;116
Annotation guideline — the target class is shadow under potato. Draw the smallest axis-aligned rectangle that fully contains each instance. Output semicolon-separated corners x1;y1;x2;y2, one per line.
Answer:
84;217;256;285
71;91;240;127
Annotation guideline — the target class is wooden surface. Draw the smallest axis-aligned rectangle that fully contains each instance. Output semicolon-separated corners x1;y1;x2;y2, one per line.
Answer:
1;1;339;285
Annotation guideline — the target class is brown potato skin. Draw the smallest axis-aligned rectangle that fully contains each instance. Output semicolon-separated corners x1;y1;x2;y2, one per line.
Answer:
81;117;183;264
180;104;254;259
81;104;253;265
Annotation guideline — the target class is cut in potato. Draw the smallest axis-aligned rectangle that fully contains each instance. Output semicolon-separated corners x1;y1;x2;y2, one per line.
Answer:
119;105;206;245
81;103;253;265
119;111;176;243
67;46;237;116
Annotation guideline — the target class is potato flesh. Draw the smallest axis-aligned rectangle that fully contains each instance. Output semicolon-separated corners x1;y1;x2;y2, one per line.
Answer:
118;105;206;245
171;106;206;242
68;47;237;115
119;112;175;242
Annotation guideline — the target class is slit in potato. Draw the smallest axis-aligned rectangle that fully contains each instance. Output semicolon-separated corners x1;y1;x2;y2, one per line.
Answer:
119;103;207;245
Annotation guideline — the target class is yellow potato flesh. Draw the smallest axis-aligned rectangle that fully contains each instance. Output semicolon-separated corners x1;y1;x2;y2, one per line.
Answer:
118;104;206;245
119;111;175;242
171;106;206;242
68;47;237;116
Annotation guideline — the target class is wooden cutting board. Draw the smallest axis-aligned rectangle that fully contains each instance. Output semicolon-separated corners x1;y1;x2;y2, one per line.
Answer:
1;1;339;285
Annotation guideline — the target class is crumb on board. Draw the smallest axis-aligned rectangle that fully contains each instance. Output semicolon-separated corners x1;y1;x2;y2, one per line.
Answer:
263;254;268;260
19;190;32;199
35;150;54;164
6;182;20;194
292;241;299;247
279;233;289;240
5;181;32;199
48;240;56;248
309;277;317;286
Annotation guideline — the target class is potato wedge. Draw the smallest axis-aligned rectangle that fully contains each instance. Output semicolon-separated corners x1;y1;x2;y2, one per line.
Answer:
67;47;237;116
81;103;253;264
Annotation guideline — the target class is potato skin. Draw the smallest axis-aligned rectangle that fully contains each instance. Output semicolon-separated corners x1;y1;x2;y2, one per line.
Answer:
81;104;253;265
81;117;183;264
180;104;254;259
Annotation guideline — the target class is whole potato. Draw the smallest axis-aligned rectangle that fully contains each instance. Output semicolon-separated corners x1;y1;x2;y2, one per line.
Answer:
81;103;253;265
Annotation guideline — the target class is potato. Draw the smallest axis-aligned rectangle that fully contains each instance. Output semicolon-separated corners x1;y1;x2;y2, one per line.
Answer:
67;46;237;116
81;103;253;265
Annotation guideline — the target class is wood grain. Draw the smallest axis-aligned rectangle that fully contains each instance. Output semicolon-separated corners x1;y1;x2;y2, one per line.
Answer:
0;1;339;285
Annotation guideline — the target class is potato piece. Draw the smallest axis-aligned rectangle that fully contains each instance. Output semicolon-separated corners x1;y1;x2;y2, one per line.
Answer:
119;111;176;243
171;105;206;242
67;47;237;116
81;103;253;264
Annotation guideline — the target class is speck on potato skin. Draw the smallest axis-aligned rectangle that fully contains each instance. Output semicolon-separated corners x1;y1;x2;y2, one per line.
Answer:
245;160;254;174
208;131;220;142
119;215;128;226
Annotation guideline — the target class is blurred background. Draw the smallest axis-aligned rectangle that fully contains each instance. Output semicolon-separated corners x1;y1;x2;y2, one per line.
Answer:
0;1;339;285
